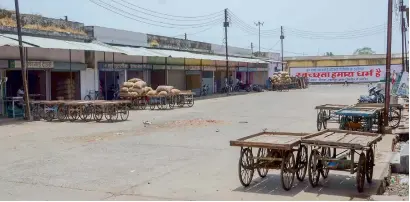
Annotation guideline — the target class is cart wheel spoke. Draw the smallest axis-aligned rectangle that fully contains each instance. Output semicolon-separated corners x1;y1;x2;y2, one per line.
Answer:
388;110;401;129
94;106;104;122
281;151;295;191
357;153;366;193
120;105;130;121
256;148;269;178
366;148;374;184
238;148;254;187
296;145;308;181
320;147;330;179
316;111;322;131
322;111;328;129
308;149;320;187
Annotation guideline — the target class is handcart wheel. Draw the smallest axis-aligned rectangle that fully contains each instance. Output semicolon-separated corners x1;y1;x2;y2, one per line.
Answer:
238;148;254;187
320;147;331;179
105;106;118;122
281;151;295;191
322;111;328;129
169;96;176;109
93;105;104;122
45;110;54;122
68;106;79;122
177;95;184;107
366;148;374;184
308;149;320;187
187;95;194;107
339;116;348;130
296;145;308;181
79;105;92;121
316;111;323;131
389;110;401;128
56;106;67;122
356;153;366;193
256;148;269;178
141;97;148;110
31;104;42;121
120;105;130;121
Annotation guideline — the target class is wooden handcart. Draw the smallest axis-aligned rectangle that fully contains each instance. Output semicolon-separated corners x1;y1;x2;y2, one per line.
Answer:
315;104;349;131
175;91;195;108
354;103;403;129
92;100;131;122
31;100;68;122
121;95;149;110
335;106;384;133
230;132;309;191
148;95;176;110
301;129;382;193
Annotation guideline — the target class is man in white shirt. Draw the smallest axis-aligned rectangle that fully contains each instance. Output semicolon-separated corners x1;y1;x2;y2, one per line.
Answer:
17;86;24;97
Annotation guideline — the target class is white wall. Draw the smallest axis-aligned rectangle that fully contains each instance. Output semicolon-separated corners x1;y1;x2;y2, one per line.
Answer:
92;26;148;47
81;68;96;100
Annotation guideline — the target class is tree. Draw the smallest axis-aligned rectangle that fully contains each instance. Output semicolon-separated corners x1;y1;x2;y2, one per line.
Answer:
324;52;334;56
353;47;376;55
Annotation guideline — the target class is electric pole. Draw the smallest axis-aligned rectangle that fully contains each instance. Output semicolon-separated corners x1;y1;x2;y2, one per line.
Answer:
280;26;285;71
400;0;405;72
384;0;393;127
184;33;187;40
224;8;230;95
251;42;254;57
255;21;264;54
14;0;31;120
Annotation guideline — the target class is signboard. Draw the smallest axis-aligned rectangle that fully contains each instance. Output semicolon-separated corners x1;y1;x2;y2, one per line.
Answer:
289;65;402;83
147;34;212;53
129;64;152;70
168;65;184;70
98;63;128;69
185;66;201;71
11;60;54;69
395;72;409;97
202;66;216;71
216;67;236;71
0;60;8;69
255;68;268;72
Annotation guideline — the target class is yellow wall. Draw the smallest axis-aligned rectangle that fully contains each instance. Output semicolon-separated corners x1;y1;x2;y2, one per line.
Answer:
286;58;402;70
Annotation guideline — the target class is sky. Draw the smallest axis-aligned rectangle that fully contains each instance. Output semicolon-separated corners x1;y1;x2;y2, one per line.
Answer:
0;0;408;56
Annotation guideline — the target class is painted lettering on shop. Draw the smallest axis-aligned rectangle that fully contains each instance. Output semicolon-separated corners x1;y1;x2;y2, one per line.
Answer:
12;60;54;69
103;63;128;69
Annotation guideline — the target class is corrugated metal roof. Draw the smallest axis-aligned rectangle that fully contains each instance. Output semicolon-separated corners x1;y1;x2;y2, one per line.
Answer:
1;34;123;53
112;46;165;57
0;35;33;47
148;49;267;63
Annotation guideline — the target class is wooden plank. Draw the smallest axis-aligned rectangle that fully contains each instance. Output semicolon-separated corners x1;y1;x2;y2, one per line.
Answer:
324;132;348;142
310;132;336;141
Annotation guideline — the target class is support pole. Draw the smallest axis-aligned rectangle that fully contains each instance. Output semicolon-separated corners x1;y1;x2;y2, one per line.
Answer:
224;8;230;95
400;0;406;72
280;26;285;71
69;49;72;100
384;0;393;127
14;0;31;120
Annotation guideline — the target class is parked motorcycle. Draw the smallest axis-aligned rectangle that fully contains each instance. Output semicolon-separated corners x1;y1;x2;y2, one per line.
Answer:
251;84;263;92
221;84;233;94
201;84;209;96
358;88;385;103
234;82;251;92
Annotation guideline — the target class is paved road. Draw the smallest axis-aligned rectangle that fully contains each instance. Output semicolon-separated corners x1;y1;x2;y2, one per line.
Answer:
0;85;384;200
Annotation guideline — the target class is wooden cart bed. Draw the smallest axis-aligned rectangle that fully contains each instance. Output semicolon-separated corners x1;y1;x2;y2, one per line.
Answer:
315;104;349;110
301;129;382;149
335;107;382;117
354;103;404;109
230;132;308;150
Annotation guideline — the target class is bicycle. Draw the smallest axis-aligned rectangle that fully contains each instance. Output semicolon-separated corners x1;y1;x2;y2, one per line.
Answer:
84;90;103;100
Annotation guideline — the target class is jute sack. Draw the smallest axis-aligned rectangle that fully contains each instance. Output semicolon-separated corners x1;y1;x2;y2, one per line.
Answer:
128;78;142;83
133;81;147;89
128;87;144;95
146;90;157;96
119;92;129;97
156;85;174;93
129;92;139;97
120;87;129;92
122;82;134;88
158;91;168;96
144;87;153;93
170;89;181;95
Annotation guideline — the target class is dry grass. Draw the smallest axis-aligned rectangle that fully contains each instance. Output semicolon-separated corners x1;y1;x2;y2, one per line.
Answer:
0;16;87;36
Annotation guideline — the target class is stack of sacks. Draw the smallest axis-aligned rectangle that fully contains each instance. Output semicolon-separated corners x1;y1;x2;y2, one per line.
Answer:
270;72;291;84
119;78;150;98
155;85;183;96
